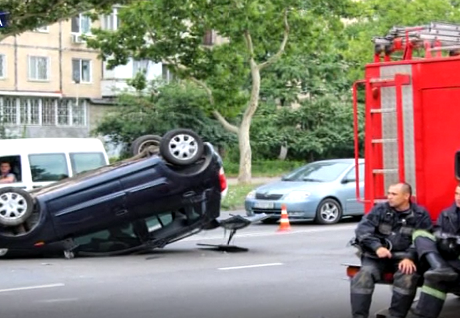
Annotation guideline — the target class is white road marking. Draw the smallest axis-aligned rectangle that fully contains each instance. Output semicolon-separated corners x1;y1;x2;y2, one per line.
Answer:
36;298;78;303
0;283;65;293
218;263;283;271
185;223;355;242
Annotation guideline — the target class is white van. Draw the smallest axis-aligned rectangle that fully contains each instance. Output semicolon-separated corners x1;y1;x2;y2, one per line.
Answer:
0;138;109;191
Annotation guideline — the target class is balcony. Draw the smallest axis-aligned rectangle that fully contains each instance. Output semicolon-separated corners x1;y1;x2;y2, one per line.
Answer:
101;59;163;97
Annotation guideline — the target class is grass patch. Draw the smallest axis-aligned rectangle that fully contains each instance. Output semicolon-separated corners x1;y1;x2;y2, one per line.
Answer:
223;159;304;177
221;183;264;211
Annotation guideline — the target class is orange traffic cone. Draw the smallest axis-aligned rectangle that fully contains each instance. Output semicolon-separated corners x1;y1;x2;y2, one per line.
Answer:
277;204;291;232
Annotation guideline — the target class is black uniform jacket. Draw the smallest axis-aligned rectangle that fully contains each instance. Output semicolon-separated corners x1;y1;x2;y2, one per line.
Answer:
355;202;433;260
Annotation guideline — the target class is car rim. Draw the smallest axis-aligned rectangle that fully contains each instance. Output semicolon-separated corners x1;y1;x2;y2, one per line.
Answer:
138;140;160;153
168;134;198;161
0;248;7;256
320;202;339;222
0;192;28;221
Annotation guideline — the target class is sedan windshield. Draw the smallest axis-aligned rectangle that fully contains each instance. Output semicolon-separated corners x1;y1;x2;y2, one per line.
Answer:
282;162;350;182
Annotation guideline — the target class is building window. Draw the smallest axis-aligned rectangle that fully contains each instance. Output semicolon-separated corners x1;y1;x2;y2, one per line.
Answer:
162;64;174;83
72;59;92;83
71;14;91;34
33;26;49;32
0;97;17;124
41;98;56;126
28;56;49;81
203;30;215;46
132;59;149;76
0;97;87;126
19;98;40;125
0;54;5;78
102;8;120;31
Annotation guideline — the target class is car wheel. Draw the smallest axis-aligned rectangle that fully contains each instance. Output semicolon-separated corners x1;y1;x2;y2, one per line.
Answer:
159;129;204;166
0;187;34;227
131;135;162;156
315;198;342;225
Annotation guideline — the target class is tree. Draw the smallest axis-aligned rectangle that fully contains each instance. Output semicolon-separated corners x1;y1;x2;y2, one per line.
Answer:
93;81;236;157
0;0;132;40
342;0;460;82
86;0;353;183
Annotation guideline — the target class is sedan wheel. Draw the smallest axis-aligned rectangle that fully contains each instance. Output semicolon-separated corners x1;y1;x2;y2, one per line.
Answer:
315;198;342;225
0;187;34;227
131;135;162;156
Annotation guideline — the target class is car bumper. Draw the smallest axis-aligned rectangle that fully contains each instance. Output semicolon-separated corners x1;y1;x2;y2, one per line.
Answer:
244;199;318;220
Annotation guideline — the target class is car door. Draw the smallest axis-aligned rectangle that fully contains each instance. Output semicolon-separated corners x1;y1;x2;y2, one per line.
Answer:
118;160;171;219
342;163;365;215
49;179;129;238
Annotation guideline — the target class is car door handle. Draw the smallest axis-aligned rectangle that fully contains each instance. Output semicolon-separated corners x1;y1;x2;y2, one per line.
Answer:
115;209;128;216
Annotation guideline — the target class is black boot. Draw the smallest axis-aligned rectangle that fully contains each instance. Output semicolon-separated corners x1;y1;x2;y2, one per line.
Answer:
424;252;458;282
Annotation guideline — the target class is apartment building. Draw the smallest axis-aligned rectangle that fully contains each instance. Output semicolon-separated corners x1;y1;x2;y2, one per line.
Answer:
0;8;166;139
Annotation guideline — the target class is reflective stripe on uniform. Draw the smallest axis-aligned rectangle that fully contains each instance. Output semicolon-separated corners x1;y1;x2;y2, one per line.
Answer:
412;229;435;241
421;285;447;300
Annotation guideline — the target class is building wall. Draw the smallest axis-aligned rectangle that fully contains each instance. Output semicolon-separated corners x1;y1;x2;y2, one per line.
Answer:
0;16;102;139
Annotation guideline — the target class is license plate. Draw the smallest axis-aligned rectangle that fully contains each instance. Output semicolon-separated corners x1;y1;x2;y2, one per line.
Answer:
254;201;274;209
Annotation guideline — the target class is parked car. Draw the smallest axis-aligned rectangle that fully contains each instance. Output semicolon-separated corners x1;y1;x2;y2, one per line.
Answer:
0;137;109;191
0;129;229;258
245;158;365;224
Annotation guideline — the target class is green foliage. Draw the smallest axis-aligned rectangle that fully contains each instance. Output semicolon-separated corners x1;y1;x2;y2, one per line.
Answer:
92;81;236;155
0;0;130;39
342;0;460;82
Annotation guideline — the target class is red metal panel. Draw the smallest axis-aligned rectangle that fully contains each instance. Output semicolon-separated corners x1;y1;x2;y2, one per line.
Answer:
410;60;460;220
415;88;460;221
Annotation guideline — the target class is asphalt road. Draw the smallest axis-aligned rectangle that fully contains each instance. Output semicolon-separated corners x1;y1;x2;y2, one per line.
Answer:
1;216;460;318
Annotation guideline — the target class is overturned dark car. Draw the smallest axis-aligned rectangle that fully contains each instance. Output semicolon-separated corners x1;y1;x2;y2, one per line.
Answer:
0;129;230;259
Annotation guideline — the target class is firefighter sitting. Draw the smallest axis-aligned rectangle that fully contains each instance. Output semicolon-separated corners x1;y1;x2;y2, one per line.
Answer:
409;184;460;318
349;182;433;318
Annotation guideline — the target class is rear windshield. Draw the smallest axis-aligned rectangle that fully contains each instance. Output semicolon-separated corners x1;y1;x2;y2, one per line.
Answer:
70;152;107;175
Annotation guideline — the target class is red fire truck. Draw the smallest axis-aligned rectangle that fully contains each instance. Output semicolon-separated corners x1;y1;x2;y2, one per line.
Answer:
353;21;460;221
346;21;460;314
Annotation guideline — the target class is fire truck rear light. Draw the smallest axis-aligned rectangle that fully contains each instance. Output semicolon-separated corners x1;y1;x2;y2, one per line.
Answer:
346;266;360;278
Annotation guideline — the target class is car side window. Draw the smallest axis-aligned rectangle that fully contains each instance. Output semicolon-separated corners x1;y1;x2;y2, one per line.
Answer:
29;153;69;182
344;164;365;182
0;155;22;182
70;152;107;175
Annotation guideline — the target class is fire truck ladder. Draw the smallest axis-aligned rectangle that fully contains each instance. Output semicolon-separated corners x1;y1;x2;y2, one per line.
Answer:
373;22;460;60
353;74;411;205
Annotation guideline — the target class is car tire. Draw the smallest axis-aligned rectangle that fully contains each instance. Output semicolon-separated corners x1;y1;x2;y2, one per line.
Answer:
159;129;204;166
131;135;162;156
0;187;34;227
315;198;342;225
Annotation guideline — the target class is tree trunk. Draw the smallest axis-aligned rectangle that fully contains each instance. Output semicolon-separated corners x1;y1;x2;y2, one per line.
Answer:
238;121;252;184
278;145;288;160
237;60;261;184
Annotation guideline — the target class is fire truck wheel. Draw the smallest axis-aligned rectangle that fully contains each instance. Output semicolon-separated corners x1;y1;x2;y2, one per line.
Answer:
315;198;342;225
